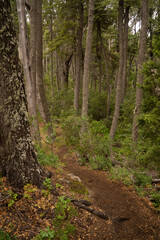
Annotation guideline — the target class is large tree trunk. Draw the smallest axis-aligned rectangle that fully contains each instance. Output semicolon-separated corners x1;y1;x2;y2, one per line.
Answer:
0;0;50;189
74;2;83;113
81;0;95;119
132;0;149;141
110;0;124;141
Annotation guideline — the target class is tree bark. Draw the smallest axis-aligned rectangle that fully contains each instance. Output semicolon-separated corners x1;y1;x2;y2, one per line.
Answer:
132;0;148;142
74;2;83;113
16;0;32;112
29;0;41;142
110;0;124;141
81;0;95;119
0;0;50;189
121;6;130;103
36;0;53;137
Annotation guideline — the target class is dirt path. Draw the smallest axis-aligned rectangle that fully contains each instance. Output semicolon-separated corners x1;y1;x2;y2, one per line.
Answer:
54;144;160;240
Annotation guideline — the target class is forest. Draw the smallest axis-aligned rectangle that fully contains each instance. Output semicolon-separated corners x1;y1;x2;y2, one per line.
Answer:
0;0;160;239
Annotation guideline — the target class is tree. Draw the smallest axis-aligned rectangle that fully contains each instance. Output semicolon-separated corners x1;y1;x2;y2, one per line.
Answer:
110;0;124;141
132;0;149;141
81;0;95;119
0;0;50;189
74;1;83;113
36;0;53;138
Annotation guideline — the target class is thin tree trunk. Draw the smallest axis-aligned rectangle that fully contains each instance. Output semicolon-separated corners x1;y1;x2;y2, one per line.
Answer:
81;0;95;119
16;0;32;111
50;14;54;100
132;0;148;141
74;2;83;113
110;0;124;141
121;6;130;103
36;0;53;139
0;0;50;189
30;0;41;142
100;36;110;118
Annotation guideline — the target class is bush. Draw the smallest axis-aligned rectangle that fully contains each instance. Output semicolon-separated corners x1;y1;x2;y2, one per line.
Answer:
61;112;82;146
36;145;60;168
0;228;16;240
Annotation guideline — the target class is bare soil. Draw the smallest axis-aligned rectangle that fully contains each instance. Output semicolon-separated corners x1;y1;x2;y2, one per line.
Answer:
53;141;160;240
0;127;160;240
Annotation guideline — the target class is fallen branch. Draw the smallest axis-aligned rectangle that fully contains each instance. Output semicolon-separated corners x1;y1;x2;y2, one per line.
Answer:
73;201;109;220
152;179;160;184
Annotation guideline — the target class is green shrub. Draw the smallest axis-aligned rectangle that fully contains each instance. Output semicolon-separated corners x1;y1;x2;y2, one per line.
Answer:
61;112;82;146
36;196;77;240
109;167;133;186
88;90;108;120
36;145;60;168
0;228;16;240
151;192;160;209
133;172;152;188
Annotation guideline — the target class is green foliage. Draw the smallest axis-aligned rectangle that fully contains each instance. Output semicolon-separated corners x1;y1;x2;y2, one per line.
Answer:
133;172;152;188
23;184;37;200
109;167;133;186
88;90;108;120
151;192;160;209
41;178;53;197
36;145;60;168
52;90;74;117
0;228;16;240
36;196;77;240
7;190;18;208
69;180;88;195
36;227;55;240
78;120;111;170
61;111;82;146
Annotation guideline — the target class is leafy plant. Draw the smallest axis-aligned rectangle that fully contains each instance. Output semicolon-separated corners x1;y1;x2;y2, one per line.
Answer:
151;192;160;209
35;196;77;240
0;228;16;240
41;178;53;197
133;172;152;188
36;145;60;168
109;167;133;186
7;190;18;208
36;227;55;240
23;184;37;200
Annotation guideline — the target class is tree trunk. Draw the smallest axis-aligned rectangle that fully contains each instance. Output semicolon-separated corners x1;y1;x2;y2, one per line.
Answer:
132;0;148;141
121;6;130;103
0;0;50;189
30;0;41;142
74;2;83;113
16;0;32;112
36;0;53;137
81;0;95;119
110;0;124;141
50;14;54;100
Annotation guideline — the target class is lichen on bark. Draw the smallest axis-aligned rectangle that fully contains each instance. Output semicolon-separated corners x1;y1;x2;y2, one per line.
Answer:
0;0;51;188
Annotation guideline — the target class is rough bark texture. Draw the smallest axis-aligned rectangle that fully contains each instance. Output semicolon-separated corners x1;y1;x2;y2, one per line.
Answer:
132;0;148;141
81;0;95;118
74;2;83;113
0;0;49;189
110;0;124;141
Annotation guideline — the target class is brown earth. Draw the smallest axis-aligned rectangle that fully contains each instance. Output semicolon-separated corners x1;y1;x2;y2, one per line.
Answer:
0;127;160;240
52;133;160;240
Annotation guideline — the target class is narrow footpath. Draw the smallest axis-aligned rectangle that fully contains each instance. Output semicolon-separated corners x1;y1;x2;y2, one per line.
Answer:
54;143;160;240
